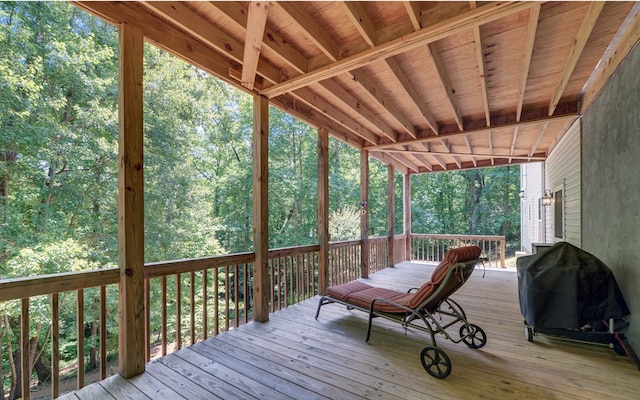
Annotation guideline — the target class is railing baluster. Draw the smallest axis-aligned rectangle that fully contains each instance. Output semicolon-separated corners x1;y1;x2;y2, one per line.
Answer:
52;293;60;398
190;271;195;345
77;288;84;390
161;276;167;356
224;266;230;331
21;298;30;400
144;278;150;362
233;264;239;329
176;273;182;350
243;263;249;324
100;285;107;379
203;270;208;340
213;268;219;336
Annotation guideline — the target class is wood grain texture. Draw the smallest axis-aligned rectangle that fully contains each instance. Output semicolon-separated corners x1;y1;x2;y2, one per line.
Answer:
57;262;640;399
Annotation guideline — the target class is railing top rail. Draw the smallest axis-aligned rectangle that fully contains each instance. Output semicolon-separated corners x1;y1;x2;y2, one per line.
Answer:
144;252;255;279
328;239;361;249
0;268;120;302
267;244;320;258
411;233;506;240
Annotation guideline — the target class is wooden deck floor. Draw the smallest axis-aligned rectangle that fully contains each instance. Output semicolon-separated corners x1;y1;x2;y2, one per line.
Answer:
60;262;639;400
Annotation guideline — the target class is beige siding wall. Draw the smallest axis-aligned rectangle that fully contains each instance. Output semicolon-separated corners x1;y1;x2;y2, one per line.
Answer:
520;162;544;253
545;118;581;247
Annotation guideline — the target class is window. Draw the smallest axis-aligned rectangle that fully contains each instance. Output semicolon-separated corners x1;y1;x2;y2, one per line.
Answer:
554;189;563;238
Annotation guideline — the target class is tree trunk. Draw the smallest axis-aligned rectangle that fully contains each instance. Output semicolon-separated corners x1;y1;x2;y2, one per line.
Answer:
88;321;99;371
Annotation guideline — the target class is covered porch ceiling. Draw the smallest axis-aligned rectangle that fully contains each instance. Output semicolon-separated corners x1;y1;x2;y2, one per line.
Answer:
74;1;640;174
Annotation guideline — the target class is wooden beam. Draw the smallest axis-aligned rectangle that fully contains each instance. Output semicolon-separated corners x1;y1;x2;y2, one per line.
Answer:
426;43;464;131
242;2;270;89
140;1;281;86
516;3;541;121
384;57;439;135
74;2;254;93
351;67;417;138
488;130;494;165
581;3;640;111
252;94;269;322
319;78;399;142
294;86;379;145
382;149;545;162
209;1;308;74
464;135;478;167
118;23;145;379
360;151;370;279
509;127;519;163
529;121;549;157
473;26;490;127
342;1;377;47
317;127;329;294
387;165;395;267
260;1;534;98
404;1;422;31
365;106;578;151
548;2;605;116
272;2;340;62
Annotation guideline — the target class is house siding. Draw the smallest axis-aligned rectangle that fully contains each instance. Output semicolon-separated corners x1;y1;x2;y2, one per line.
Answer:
545;119;581;247
582;40;640;354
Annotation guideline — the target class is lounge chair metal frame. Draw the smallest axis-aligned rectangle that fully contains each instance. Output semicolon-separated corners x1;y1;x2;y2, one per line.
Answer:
315;258;486;379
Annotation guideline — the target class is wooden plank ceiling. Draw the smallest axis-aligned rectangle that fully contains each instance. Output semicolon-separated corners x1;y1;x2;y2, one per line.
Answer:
74;1;640;175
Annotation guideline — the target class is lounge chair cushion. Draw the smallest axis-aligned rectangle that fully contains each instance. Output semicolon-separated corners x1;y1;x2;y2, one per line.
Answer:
346;287;414;313
326;281;373;301
431;246;482;284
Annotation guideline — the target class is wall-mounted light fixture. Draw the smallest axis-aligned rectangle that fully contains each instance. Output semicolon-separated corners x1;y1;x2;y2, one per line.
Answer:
542;189;553;206
519;189;525;200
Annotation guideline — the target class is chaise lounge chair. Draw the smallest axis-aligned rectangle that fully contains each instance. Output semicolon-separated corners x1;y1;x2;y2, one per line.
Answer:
315;245;486;379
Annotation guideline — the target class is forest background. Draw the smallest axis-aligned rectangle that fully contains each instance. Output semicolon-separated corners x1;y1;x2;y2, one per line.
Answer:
0;3;520;398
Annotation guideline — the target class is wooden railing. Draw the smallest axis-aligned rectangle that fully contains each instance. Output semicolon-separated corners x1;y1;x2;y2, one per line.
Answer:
411;234;506;268
0;236;407;399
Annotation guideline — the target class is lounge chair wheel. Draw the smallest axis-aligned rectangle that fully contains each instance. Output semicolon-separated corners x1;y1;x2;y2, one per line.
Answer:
420;346;451;379
459;324;487;349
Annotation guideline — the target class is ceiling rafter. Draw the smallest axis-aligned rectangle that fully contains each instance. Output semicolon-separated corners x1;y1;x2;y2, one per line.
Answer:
241;2;269;89
319;79;399;143
488;131;494;165
350;68;417;139
425;43;464;131
473;27;490;127
464;135;478;167
509;127;519;163
208;1;308;74
548;2;605;116
272;2;340;62
260;1;535;98
580;3;640;111
342;1;377;48
140;1;282;86
440;139;462;169
529;122;548;157
384;57;439;135
516;3;541;122
403;2;422;31
293;86;379;146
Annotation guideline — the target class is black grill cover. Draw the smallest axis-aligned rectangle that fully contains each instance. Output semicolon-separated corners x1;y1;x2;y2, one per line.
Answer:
517;242;629;330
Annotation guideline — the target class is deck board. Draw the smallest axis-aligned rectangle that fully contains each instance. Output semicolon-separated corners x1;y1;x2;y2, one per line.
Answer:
58;262;639;399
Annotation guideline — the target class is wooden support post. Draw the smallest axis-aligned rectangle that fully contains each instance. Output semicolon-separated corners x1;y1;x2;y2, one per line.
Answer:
387;165;395;267
360;150;370;278
118;23;145;379
404;173;412;261
253;94;270;322
317;128;329;294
